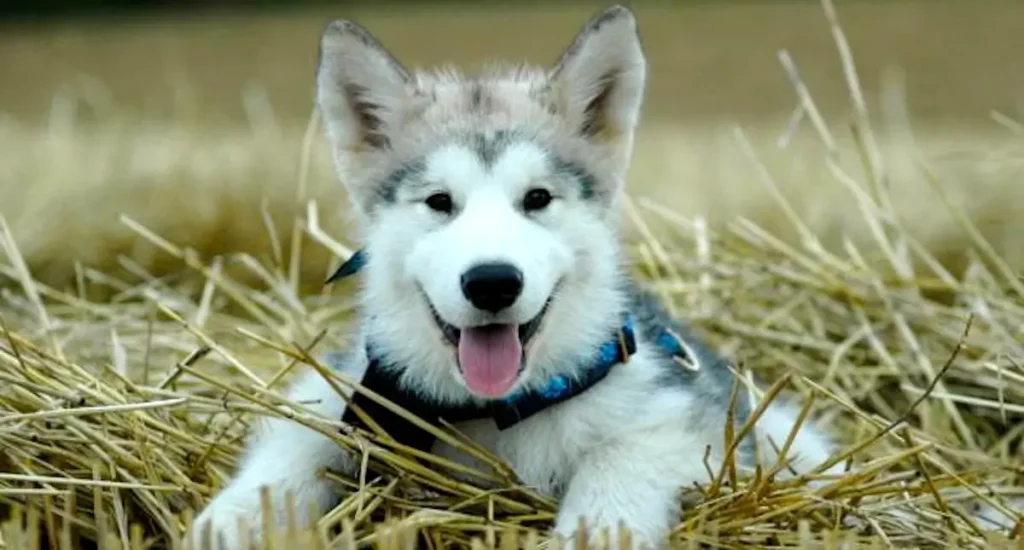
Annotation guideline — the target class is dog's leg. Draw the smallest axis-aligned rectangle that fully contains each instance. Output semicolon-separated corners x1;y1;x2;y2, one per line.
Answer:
552;432;706;550
189;367;357;549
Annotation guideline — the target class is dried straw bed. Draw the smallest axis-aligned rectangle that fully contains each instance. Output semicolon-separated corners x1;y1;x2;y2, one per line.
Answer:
2;4;1023;549
2;183;1023;548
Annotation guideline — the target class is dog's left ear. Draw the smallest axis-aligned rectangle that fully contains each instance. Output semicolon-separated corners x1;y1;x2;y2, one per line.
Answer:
550;6;647;148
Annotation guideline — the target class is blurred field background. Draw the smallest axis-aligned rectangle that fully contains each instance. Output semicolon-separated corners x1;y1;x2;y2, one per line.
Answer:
3;0;1024;289
1;0;1024;548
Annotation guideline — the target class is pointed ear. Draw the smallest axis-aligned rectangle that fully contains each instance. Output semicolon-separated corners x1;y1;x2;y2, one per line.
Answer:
550;6;646;144
316;19;411;157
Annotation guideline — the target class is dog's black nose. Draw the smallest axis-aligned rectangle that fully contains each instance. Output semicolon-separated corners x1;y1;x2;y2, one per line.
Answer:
460;262;524;313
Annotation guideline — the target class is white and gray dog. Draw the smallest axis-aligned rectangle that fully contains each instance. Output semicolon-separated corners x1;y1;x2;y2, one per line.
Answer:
190;5;840;548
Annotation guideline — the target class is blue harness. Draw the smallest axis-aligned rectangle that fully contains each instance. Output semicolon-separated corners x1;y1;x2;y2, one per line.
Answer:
328;249;691;448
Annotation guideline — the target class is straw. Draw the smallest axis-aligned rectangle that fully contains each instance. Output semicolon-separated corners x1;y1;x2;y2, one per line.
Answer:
1;0;1022;548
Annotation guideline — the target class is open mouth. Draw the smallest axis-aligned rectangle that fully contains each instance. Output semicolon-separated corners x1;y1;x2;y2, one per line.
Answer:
424;296;551;399
428;306;547;349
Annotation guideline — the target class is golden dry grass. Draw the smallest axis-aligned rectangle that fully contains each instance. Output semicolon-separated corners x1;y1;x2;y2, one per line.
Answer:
1;1;1024;548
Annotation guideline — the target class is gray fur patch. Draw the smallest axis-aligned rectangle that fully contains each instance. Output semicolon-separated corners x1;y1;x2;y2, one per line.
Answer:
469;82;486;111
626;282;757;464
465;131;598;201
371;134;598;210
373;157;427;207
467;130;517;168
465;132;599;201
549;156;598;200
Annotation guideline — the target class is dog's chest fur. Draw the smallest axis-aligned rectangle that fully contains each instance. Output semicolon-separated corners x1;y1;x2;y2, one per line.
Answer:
431;347;688;496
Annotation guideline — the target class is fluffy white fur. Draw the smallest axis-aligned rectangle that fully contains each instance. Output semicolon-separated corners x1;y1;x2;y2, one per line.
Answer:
189;6;846;549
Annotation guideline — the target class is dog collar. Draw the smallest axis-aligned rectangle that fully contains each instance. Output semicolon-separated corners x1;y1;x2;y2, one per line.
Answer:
330;249;691;438
488;312;637;428
326;248;368;284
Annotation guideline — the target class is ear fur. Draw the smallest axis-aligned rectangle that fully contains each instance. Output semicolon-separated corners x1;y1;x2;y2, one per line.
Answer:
550;6;647;144
316;20;411;158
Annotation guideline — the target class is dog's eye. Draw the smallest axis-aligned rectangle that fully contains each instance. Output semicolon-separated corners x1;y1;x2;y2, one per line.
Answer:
522;188;553;212
425;192;454;214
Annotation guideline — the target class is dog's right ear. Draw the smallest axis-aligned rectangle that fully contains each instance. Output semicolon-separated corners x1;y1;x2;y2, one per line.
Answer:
316;19;411;161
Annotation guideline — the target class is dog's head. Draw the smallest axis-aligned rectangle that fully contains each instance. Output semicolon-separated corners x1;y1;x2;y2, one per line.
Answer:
317;6;646;401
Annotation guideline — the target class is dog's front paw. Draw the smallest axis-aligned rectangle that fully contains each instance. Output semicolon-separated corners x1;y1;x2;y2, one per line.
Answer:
188;468;338;550
188;482;270;550
552;515;661;550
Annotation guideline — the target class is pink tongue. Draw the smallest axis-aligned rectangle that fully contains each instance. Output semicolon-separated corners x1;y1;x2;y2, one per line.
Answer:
458;324;522;398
